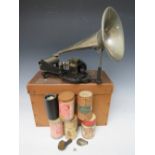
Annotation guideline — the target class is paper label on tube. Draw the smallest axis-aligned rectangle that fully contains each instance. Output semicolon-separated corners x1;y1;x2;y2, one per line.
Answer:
79;105;92;114
59;101;74;120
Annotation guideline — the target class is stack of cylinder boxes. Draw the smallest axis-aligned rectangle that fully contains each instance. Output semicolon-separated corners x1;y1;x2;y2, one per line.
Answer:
45;90;96;140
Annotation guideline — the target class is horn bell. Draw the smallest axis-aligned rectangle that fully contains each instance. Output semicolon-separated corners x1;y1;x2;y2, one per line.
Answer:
102;7;125;61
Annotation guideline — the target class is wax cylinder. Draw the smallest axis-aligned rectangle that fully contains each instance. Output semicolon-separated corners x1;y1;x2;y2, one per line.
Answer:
58;91;75;121
64;115;78;139
81;113;96;139
78;90;93;121
45;94;59;120
45;94;63;139
49;118;64;139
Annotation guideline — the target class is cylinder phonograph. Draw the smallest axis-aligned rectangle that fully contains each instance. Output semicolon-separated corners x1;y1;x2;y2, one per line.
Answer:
39;7;125;84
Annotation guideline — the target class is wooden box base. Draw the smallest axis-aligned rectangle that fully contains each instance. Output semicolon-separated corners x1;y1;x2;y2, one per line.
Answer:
27;70;114;126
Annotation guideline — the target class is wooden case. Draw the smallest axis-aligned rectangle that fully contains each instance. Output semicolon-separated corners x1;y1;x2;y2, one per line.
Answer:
27;70;114;126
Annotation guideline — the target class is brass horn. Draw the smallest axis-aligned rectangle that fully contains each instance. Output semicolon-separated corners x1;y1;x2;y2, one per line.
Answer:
41;7;125;83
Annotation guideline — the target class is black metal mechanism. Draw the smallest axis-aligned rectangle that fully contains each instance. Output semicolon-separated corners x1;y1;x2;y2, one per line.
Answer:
39;57;92;83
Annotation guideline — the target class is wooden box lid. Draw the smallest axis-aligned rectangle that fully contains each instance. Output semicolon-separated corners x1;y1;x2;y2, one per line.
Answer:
27;70;113;95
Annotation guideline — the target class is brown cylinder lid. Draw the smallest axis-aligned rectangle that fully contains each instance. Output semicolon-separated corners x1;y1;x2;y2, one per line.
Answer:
59;91;75;102
79;90;93;98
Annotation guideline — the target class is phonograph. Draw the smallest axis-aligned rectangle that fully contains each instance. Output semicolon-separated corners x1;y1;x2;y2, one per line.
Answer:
39;7;125;84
